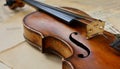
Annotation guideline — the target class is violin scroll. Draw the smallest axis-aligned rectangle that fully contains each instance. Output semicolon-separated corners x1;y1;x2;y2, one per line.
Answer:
4;0;24;9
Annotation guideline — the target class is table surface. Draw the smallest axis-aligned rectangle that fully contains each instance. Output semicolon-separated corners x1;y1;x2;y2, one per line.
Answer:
0;0;120;69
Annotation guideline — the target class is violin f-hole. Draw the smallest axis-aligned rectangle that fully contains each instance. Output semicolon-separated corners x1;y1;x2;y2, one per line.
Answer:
69;32;90;58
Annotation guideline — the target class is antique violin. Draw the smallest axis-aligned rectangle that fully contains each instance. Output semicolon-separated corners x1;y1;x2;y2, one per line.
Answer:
5;0;120;69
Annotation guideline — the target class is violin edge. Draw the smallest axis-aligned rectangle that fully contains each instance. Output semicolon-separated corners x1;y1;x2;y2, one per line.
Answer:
23;24;75;69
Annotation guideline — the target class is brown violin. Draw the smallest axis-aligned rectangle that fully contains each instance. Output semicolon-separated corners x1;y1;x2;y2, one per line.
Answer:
5;0;120;69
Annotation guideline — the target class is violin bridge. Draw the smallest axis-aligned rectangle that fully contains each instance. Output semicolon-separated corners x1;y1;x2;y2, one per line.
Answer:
86;20;105;39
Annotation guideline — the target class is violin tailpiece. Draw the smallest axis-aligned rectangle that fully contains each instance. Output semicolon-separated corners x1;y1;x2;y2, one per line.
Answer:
86;20;105;39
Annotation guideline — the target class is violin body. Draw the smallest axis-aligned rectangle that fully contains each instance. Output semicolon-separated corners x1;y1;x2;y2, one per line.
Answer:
23;8;120;69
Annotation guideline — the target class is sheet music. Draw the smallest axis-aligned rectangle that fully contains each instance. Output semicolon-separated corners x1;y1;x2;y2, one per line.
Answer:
0;62;11;69
0;0;46;52
0;42;62;69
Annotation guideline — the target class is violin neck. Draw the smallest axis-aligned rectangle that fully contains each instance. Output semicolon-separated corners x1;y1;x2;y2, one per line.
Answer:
23;0;83;24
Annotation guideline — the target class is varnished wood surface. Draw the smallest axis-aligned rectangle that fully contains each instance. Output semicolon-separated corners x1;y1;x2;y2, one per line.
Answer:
23;10;120;69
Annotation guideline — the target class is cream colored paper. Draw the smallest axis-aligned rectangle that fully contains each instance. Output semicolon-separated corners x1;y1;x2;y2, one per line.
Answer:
0;42;62;69
0;62;11;69
0;0;38;52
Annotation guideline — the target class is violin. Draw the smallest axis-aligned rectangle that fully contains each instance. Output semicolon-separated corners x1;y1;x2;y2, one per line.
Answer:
5;0;120;69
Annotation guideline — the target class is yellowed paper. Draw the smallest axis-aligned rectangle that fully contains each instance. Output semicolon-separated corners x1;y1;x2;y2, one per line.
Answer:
0;62;11;69
0;42;62;69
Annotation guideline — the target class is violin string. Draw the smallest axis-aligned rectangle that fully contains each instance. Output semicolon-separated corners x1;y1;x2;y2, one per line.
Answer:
105;22;120;34
109;25;120;34
111;26;120;33
102;34;111;41
60;7;97;22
